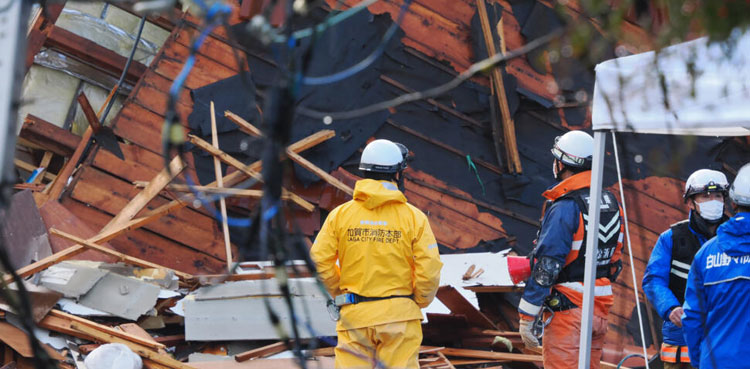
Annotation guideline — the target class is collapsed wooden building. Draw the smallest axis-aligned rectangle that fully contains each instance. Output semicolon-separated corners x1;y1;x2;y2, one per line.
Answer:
4;0;749;367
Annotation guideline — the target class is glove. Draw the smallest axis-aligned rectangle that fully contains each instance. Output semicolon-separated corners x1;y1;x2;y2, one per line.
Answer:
519;318;540;348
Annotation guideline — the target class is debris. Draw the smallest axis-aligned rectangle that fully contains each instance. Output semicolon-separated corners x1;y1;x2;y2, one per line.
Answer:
83;343;142;369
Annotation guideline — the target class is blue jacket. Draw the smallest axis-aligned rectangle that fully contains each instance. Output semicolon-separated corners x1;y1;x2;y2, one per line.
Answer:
642;215;709;346
518;197;578;316
682;212;750;369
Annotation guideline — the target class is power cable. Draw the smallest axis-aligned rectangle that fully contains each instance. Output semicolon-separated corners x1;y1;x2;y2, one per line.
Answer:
298;0;412;85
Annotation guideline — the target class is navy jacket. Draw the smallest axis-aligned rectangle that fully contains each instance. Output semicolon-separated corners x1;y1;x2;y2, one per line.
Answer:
642;216;709;346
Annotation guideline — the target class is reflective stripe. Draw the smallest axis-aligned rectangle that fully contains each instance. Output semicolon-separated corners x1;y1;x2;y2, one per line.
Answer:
518;298;542;316
704;275;750;286
556;282;613;296
670;268;689;279
571;239;583;251
661;344;690;363
427;243;438;250
672;259;691;270
618;233;624;243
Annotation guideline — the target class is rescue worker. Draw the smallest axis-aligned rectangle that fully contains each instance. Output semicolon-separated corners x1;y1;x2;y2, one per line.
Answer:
518;130;624;369
683;162;750;369
642;169;730;368
310;139;443;369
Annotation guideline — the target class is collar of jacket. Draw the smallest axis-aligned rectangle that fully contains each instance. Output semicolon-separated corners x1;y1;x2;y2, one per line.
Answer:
542;170;592;201
353;179;407;209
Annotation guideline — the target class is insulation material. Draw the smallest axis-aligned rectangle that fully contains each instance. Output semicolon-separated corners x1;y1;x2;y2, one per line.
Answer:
56;9;159;65
71;82;125;135
103;6;170;48
183;295;335;340
17;65;79;129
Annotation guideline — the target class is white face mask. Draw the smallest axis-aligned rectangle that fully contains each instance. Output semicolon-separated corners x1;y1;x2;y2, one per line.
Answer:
697;200;725;221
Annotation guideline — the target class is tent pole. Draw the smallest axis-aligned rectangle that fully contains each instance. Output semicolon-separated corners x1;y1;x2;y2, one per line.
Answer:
578;130;607;369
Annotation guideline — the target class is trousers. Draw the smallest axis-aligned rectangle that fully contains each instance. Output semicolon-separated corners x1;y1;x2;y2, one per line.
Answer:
543;307;608;369
334;320;422;369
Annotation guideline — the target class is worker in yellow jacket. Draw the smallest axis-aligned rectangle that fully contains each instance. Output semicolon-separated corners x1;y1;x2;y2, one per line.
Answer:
311;139;443;369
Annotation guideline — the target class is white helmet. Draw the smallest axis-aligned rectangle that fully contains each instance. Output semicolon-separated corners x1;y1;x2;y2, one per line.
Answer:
729;163;750;206
683;169;729;200
551;131;594;168
359;139;406;173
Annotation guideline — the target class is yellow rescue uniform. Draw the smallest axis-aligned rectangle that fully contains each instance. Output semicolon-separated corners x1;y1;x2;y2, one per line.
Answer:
311;179;443;369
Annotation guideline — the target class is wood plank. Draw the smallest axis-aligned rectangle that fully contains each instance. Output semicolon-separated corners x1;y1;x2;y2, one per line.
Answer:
26;2;66;69
187;134;315;212
49;310;166;350
154;41;238;90
38;200;116;262
235;342;289;362
210;102;233;270
0;322;64;360
436;286;497;329
224;111;353;196
134;73;193;119
61;198;226;275
68;323;193;369
20;115;80;157
40;125;92;204
13;159;56;182
100;156;185;233
477;0;522;174
424;346;542;363
68;167;229;261
46;25;146;85
139;130;336;224
48;228;194;281
32;152;54;184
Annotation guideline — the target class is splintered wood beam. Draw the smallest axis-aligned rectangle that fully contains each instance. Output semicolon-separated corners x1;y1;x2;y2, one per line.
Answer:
40;125;93;204
132;182;297;201
45;25;147;85
32;152;54;184
26;2;66;69
14;159;56;182
187;134;315;212
235;341;289;362
476;0;522;174
422;346;542;363
99;155;185;234
210;102;233;271
20;114;81;157
225;111;353;196
49;310;166;350
68;322;194;369
141;130;335;219
48;228;194;281
224;111;262;137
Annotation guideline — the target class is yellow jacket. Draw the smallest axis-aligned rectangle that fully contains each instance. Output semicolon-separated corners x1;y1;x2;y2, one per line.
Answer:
311;179;443;331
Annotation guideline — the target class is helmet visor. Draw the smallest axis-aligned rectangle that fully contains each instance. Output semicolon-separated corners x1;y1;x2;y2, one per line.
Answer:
551;137;588;167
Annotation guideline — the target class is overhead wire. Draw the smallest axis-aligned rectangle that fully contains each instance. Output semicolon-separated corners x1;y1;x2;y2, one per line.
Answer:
298;0;412;86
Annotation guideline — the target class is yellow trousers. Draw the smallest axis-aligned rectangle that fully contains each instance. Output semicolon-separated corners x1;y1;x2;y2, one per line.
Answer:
334;320;422;369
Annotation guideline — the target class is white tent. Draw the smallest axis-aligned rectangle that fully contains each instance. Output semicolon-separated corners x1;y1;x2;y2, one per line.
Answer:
580;31;750;368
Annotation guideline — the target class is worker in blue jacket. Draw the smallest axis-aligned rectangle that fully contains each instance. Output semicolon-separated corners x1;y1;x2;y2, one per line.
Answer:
683;162;750;369
642;169;730;368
